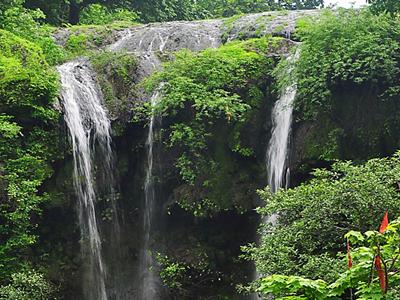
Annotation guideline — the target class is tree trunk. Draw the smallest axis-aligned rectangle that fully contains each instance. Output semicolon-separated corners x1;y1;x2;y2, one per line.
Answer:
69;0;80;25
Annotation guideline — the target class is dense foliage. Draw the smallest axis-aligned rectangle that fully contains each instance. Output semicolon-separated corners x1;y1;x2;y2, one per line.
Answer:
145;37;283;216
0;270;56;300
2;0;400;298
0;17;61;300
256;217;400;299
0;29;61;277
294;10;400;120
20;0;323;25
368;0;400;15
245;153;400;288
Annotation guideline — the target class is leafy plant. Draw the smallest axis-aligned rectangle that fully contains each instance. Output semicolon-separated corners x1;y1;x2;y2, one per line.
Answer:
0;29;61;279
0;6;65;65
255;217;400;299
368;0;400;15
294;10;400;120
80;3;138;25
244;152;400;284
144;37;281;215
0;270;56;300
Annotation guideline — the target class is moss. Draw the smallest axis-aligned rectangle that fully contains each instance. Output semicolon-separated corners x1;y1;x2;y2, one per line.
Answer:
63;23;139;59
65;33;90;56
90;51;138;134
221;14;244;42
273;23;287;34
302;118;344;161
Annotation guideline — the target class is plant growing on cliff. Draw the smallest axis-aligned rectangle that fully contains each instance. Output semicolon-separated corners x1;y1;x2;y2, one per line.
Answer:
144;37;281;215
244;152;400;285
0;29;61;280
80;3;139;25
0;5;65;65
294;9;400;120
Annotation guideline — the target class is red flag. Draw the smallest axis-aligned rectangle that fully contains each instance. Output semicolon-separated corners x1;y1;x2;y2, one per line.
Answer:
375;255;386;292
379;211;389;233
346;238;352;269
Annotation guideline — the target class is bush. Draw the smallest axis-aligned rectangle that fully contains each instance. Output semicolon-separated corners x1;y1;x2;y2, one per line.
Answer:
144;37;282;215
0;6;65;65
0;29;58;119
368;0;400;15
0;270;56;300
294;10;400;120
0;30;60;278
256;217;400;299
80;4;138;25
244;152;400;283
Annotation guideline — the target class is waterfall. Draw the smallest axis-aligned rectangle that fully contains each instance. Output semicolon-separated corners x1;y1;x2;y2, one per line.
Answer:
266;48;300;194
139;86;164;299
58;60;113;300
249;49;300;300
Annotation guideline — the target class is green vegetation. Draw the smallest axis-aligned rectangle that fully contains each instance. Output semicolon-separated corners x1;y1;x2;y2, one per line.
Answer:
256;217;400;299
80;3;138;25
245;153;400;296
368;0;400;15
0;5;65;65
156;251;228;299
2;0;400;298
91;50;138;133
0;270;57;300
0;28;61;287
145;37;283;216
20;0;323;25
294;10;400;120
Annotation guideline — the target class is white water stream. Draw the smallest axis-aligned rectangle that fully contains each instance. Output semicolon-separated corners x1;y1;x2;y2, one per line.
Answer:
58;60;113;300
267;49;300;194
250;49;300;300
140;86;164;299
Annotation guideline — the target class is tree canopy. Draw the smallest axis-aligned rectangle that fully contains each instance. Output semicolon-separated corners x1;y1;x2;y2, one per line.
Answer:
19;0;324;25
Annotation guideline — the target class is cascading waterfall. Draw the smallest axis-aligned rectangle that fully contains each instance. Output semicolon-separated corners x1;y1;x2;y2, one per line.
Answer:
140;86;164;299
58;60;114;300
266;48;300;194
250;49;300;300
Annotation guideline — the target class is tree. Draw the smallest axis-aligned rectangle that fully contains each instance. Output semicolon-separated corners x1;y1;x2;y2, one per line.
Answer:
0;29;60;279
368;0;400;15
22;0;324;25
24;0;130;24
243;153;400;284
255;218;400;299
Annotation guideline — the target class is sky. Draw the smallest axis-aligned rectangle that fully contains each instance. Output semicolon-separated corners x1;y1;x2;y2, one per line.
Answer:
324;0;367;8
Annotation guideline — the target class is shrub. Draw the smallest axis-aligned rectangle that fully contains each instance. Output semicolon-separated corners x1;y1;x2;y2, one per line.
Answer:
144;37;282;215
0;6;65;65
0;270;56;300
294;10;400;120
244;152;400;283
80;4;138;25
